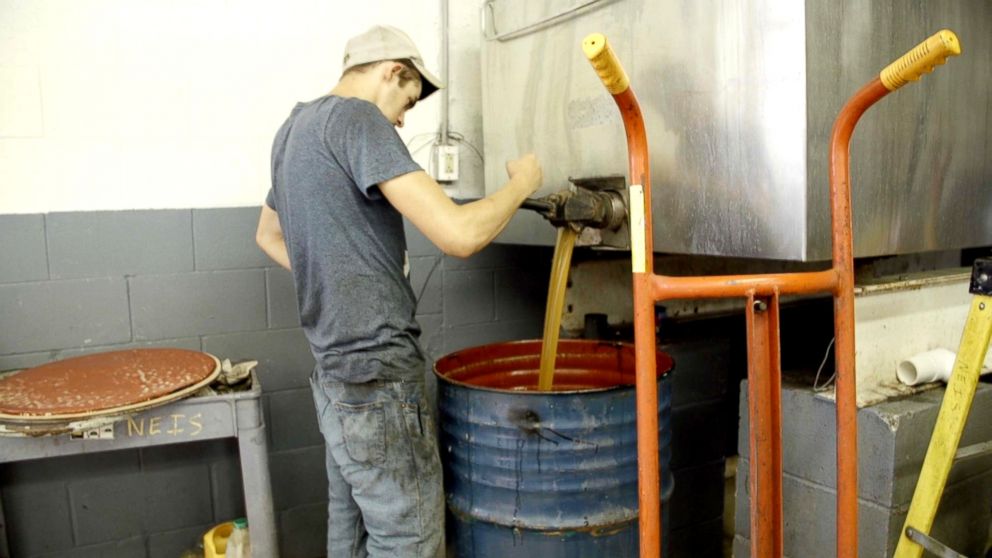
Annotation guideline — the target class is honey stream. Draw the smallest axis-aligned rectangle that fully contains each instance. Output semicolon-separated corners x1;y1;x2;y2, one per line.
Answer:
537;227;578;391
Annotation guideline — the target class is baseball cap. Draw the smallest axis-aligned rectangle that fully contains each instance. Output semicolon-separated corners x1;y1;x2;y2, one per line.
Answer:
342;25;444;100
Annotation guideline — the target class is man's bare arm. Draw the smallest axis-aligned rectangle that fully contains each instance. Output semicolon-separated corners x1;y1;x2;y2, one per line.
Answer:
255;204;292;270
379;154;542;258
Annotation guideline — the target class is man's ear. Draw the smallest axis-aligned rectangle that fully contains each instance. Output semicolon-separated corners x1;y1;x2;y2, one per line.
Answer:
381;61;404;81
387;62;406;79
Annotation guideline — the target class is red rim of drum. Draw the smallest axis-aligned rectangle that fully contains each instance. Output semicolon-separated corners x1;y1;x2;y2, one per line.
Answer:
434;338;673;393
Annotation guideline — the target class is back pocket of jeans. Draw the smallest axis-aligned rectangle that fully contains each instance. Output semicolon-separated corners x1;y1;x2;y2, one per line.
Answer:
334;401;386;466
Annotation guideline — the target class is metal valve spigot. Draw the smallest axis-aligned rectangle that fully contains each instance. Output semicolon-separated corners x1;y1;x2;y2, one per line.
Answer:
521;187;627;230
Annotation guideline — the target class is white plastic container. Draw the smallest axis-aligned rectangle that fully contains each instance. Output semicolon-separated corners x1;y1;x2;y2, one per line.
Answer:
225;517;251;558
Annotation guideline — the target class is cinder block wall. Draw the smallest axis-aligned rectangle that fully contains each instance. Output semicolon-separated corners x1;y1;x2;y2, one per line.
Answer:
0;207;550;558
734;381;992;557
0;208;738;558
663;334;731;558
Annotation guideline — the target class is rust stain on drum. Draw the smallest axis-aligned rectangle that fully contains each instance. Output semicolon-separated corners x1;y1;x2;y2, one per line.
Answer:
0;349;217;416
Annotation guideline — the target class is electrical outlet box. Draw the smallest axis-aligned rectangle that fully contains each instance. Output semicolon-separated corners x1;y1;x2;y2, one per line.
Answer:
435;144;459;182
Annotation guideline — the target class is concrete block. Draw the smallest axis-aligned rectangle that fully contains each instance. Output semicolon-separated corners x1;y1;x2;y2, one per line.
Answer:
0;213;47;283
670;459;725;531
279;501;329;558
671;401;726;470
61;454;209;547
0;277;131;353
663;338;731;408
735;464;992;557
1;479;74;555
139;465;213;532
40;537;147;558
737;379;841;487
739;380;992;508
0;350;55;372
879;384;992;507
443;269;494;326
209;452;246;523
202;328;314;391
69;471;146;545
193;207;272;270
47;210;193;279
733;459;747;537
928;471;992;557
494;267;547;323
410;255;443;315
266;268;300;329
442;318;542;353
267;388;323;452
129;270;266;340
269;446;328;510
148;523;214;558
734;461;889;557
57;337;201;359
403;219;441;257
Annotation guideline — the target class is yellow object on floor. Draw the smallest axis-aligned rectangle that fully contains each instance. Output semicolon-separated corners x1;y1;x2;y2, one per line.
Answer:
895;258;992;558
203;521;235;558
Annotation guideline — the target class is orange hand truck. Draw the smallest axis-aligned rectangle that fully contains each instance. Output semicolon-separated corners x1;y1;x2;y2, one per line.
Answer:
581;30;961;558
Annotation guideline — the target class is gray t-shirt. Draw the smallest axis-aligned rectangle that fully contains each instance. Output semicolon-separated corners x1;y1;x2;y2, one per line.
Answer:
266;96;424;383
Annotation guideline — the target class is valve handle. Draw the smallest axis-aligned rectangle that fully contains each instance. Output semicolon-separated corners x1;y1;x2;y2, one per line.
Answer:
582;33;630;95
880;29;961;91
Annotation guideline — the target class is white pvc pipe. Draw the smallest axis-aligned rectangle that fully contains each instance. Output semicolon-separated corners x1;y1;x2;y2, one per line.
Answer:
895;347;990;386
897;348;958;386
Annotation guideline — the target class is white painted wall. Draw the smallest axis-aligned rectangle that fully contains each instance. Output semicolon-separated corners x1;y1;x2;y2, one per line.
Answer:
0;0;486;214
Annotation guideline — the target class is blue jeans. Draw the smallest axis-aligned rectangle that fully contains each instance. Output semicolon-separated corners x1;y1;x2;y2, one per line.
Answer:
310;371;444;558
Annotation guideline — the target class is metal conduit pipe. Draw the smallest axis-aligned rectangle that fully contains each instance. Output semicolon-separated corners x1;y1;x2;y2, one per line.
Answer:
439;0;450;144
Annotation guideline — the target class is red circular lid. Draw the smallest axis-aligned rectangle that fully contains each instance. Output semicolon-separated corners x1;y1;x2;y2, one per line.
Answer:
0;348;218;416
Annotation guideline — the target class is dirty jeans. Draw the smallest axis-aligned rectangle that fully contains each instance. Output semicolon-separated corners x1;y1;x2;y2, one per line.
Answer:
310;370;444;558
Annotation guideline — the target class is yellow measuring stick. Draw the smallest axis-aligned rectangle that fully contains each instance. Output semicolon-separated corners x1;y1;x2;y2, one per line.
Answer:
894;284;992;557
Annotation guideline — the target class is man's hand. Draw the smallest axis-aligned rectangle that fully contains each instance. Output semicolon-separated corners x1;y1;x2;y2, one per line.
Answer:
506;153;543;197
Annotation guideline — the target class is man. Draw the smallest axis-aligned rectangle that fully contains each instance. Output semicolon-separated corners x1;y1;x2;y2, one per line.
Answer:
255;25;542;558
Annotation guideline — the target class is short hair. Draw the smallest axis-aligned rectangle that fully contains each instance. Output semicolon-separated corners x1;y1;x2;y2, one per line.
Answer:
343;58;420;88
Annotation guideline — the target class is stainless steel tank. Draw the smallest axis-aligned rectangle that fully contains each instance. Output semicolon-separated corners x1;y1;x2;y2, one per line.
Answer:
482;0;992;261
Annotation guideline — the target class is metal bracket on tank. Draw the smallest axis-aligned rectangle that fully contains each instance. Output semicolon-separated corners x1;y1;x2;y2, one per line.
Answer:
969;257;992;296
481;0;624;42
519;175;630;249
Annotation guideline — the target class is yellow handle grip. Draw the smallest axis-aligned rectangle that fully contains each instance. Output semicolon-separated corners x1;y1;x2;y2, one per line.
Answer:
582;33;630;95
880;29;961;91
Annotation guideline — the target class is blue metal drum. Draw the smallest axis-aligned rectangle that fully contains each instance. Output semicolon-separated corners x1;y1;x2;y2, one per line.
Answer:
434;339;674;557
